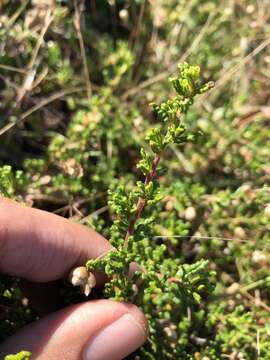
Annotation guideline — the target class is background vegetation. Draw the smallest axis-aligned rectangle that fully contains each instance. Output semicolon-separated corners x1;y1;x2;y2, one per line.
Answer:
0;0;270;359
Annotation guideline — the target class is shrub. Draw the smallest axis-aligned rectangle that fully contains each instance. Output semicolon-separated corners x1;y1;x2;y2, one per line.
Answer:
0;1;269;359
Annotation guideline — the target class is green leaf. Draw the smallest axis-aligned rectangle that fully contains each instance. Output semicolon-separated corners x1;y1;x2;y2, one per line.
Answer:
4;351;31;360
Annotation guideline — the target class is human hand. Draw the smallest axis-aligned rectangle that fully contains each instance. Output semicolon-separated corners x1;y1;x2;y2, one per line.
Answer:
0;198;147;359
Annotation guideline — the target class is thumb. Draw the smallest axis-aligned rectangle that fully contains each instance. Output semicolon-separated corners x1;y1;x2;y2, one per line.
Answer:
0;300;148;360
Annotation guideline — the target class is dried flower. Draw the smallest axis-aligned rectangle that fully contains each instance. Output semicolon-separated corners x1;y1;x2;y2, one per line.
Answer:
69;266;96;296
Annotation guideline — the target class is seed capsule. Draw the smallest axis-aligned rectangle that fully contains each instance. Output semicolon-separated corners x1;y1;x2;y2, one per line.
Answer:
87;272;97;288
226;282;240;295
69;266;89;286
83;283;91;297
234;226;246;239
252;250;266;264
69;266;96;296
185;206;196;221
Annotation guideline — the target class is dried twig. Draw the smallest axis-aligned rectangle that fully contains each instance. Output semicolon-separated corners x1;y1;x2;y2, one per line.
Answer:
74;0;92;101
208;37;270;92
0;87;85;136
122;13;214;100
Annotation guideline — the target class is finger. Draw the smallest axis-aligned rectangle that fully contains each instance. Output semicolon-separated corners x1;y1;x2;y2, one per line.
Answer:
0;197;112;282
0;300;148;360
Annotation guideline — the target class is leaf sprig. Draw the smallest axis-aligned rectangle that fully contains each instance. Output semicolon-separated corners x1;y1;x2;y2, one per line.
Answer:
85;63;216;357
86;63;215;297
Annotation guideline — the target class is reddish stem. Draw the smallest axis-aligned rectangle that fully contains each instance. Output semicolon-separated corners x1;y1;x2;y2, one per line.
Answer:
123;154;161;247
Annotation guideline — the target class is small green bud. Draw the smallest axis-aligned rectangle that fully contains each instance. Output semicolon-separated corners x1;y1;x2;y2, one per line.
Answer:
146;127;164;154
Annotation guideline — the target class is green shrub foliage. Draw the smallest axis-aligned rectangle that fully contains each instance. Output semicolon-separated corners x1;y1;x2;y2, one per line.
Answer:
0;1;270;359
86;64;215;358
4;352;31;360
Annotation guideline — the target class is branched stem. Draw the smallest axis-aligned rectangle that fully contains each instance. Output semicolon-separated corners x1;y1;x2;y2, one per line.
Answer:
123;154;161;247
121;64;214;249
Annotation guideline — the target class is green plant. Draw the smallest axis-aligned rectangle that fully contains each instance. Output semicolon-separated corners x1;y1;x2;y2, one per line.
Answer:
4;351;31;360
83;63;216;359
0;1;270;359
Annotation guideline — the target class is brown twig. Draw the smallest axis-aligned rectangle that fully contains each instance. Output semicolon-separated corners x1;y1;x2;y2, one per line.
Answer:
203;36;270;98
0;8;53;136
74;0;92;101
0;87;85;136
0;64;27;74
123;154;161;247
81;205;109;224
122;12;214;100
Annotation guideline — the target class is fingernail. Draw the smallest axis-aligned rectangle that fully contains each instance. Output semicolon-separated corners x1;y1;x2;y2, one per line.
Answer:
83;313;147;360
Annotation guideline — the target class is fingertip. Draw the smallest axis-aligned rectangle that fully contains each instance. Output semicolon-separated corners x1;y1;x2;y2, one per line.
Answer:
120;301;148;338
0;300;148;360
82;301;148;360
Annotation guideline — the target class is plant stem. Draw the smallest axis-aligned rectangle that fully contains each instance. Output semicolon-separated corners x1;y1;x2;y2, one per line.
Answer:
123;154;161;247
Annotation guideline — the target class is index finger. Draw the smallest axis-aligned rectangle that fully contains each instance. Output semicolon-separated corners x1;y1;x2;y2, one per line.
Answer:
0;197;112;282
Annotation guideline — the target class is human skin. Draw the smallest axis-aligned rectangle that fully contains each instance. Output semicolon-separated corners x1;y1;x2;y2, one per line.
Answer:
0;198;148;360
